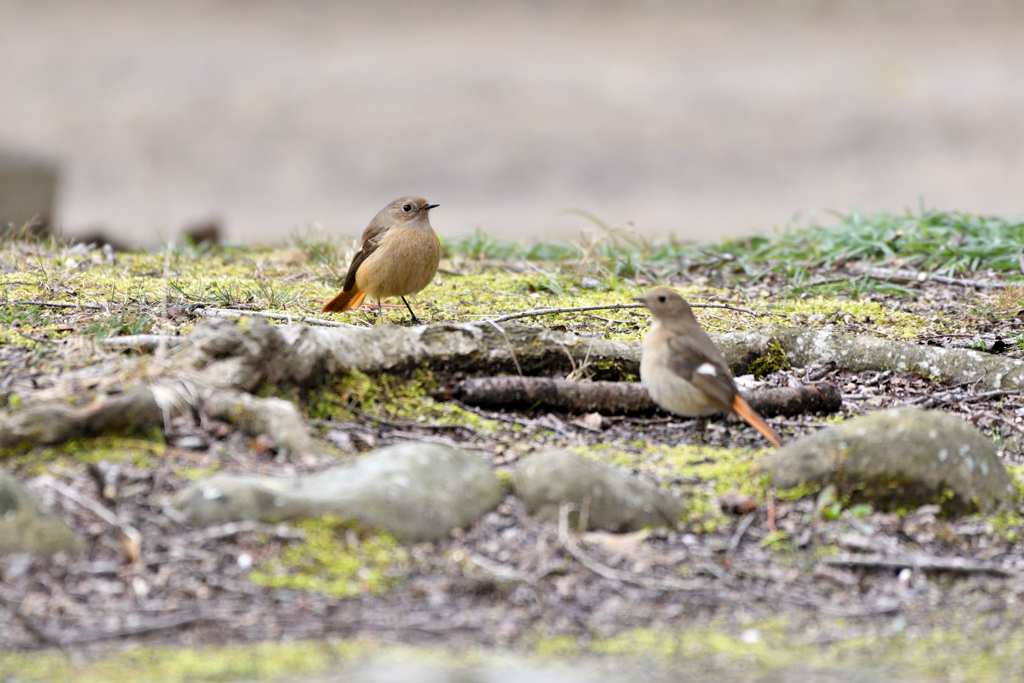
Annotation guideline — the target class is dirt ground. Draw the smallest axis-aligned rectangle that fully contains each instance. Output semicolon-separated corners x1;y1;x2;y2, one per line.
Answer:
2;0;1024;246
3;237;1024;680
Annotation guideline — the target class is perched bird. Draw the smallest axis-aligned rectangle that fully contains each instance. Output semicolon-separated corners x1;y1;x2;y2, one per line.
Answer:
321;196;441;324
637;287;783;447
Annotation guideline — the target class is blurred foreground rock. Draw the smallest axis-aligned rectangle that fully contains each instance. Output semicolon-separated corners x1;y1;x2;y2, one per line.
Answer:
764;408;1013;513
174;443;503;541
0;150;58;236
512;449;683;531
0;470;82;557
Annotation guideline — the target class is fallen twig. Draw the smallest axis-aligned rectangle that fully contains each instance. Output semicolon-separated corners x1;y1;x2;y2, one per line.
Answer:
3;300;106;310
557;503;706;593
197;306;364;329
173;520;306;546
727;512;757;556
436;376;841;418
101;334;186;351
856;266;1010;290
0;588;64;649
60;612;217;645
485;301;761;324
900;389;1020;408
821;552;1016;577
35;475;143;564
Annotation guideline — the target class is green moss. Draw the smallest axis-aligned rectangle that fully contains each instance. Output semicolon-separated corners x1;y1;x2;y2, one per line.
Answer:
304;370;503;434
532;634;581;658
747;340;791;377
576;444;765;532
0;639;369;683
249;515;409;598
589;612;1024;681
495;469;514;491
4;436;167;475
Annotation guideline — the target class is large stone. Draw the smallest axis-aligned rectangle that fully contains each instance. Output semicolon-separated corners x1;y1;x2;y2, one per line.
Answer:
512;449;683;532
174;443;504;542
763;407;1014;513
0;470;82;557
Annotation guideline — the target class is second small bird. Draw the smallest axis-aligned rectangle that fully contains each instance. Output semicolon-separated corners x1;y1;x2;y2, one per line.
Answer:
321;196;441;324
637;287;783;447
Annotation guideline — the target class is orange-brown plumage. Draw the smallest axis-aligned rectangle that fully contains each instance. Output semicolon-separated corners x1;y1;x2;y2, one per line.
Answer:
637;287;783;447
321;196;441;323
731;395;783;448
321;289;366;313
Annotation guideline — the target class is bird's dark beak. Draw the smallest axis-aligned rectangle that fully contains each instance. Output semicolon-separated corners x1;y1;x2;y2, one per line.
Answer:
424;203;440;210
633;297;645;304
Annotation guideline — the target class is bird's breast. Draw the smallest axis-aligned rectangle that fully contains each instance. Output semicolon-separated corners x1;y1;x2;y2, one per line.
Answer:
356;227;441;298
641;333;722;417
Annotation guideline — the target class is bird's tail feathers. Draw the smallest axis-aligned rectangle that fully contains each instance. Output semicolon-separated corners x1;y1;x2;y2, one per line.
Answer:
732;395;783;448
321;289;366;313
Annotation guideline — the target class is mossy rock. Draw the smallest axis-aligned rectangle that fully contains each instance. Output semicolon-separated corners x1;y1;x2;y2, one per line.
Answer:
174;443;504;542
763;407;1013;514
512;449;683;531
0;469;82;557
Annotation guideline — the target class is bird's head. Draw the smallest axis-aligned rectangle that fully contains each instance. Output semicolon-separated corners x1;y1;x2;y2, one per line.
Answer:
635;287;695;322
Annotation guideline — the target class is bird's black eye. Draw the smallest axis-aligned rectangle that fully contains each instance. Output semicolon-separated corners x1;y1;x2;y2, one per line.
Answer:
403;204;412;212
658;296;666;303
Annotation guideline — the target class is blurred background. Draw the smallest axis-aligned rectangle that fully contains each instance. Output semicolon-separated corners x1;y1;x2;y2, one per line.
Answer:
2;0;1024;247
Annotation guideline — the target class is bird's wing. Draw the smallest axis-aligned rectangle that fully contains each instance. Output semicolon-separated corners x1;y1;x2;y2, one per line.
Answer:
342;232;385;292
665;335;736;410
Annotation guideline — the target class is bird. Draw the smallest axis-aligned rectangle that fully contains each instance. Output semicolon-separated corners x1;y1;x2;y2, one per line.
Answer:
637;287;783;447
321;196;441;324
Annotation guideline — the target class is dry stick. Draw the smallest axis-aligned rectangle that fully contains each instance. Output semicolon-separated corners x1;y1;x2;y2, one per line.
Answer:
438;377;841;418
101;334;186;351
899;389;1020;408
61;612;217;645
821;553;1016;577
0;589;63;649
727;513;758;556
556;503;705;592
485;301;761;324
35;476;143;564
4;300;106;310
174;520;306;546
196;306;364;329
856;266;1010;290
484;320;523;376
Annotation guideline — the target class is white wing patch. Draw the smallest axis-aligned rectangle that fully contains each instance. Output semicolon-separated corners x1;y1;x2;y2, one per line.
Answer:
696;363;717;376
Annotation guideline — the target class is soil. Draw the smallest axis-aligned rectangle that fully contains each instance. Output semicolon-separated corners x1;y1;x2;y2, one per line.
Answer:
2;256;1024;682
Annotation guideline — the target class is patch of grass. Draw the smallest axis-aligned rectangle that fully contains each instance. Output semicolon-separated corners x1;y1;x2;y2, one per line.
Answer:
83;310;154;340
250;515;409;597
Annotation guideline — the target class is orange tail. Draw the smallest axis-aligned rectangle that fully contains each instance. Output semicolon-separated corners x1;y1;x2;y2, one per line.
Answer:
321;289;366;313
731;395;783;448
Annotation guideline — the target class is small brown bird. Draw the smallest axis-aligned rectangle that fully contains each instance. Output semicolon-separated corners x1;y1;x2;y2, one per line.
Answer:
321;196;442;324
637;287;783;448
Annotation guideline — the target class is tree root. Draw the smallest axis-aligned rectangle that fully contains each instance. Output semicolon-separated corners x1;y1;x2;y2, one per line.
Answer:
435;376;841;417
0;385;164;449
6;316;1023;452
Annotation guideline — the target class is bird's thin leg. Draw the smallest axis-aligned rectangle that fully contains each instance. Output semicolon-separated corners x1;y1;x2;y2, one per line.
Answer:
401;296;421;325
377;299;383;317
693;417;709;443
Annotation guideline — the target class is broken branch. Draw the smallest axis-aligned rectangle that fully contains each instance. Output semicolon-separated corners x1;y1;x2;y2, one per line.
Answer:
435;376;841;417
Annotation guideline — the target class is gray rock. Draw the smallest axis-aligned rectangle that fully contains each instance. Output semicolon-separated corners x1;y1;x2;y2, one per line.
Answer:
0;470;82;557
763;407;1014;513
174;443;504;542
512;449;683;532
